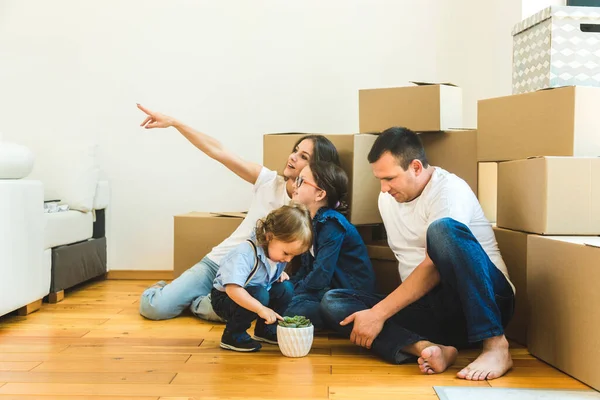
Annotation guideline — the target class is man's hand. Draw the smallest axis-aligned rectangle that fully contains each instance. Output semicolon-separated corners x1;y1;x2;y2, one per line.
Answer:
340;309;385;349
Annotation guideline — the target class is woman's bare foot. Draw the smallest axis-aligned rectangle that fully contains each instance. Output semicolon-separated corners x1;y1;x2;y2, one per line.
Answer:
457;335;513;381
417;345;458;374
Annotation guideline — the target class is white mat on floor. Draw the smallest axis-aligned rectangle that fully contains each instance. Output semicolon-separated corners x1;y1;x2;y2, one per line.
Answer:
434;387;600;400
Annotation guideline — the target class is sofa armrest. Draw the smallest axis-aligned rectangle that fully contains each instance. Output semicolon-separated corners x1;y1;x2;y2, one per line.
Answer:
93;180;110;210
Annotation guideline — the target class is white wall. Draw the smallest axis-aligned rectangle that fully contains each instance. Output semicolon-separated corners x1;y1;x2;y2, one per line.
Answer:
435;0;523;127
1;0;526;271
523;0;566;19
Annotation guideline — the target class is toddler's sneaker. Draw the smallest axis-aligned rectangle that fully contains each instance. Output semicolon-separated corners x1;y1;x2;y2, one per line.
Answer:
252;327;278;345
220;330;262;352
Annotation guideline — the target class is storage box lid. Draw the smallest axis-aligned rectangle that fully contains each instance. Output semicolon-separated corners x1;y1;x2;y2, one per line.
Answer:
512;5;600;35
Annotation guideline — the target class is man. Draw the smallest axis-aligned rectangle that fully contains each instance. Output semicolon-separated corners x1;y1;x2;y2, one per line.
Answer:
320;127;515;381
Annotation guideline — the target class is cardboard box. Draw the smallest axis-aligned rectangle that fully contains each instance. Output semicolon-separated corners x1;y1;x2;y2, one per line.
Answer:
359;82;463;133
419;130;477;195
478;162;498;223
512;6;600;94
263;133;381;225
173;212;245;278
478;86;600;161
528;235;600;390
366;241;401;295
497;157;600;235
356;224;387;244
493;227;530;346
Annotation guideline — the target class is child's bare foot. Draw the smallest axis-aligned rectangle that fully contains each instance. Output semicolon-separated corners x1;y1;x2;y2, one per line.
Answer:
418;345;458;374
457;335;513;380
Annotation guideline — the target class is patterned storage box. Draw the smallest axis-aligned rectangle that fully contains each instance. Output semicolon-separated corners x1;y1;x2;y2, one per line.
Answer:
513;6;600;94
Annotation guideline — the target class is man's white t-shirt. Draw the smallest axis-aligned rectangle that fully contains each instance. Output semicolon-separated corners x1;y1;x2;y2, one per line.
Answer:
378;167;514;292
206;167;290;264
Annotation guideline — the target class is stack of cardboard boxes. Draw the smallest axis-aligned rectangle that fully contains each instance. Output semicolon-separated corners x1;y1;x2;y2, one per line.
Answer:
474;5;600;390
478;86;600;391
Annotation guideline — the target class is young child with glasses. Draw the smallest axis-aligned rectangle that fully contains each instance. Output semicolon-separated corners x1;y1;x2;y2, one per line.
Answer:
286;161;376;330
211;203;313;352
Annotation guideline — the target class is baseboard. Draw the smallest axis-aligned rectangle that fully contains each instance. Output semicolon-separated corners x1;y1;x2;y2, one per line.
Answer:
106;270;174;280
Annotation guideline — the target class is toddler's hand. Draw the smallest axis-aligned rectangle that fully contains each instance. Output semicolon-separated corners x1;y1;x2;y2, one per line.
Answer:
278;272;290;282
258;307;283;324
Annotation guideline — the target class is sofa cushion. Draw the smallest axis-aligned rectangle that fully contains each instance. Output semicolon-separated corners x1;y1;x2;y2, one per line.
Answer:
44;210;93;250
0;142;35;179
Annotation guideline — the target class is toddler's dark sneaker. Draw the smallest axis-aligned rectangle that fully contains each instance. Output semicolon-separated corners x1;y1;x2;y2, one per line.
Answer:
220;330;262;352
252;326;278;345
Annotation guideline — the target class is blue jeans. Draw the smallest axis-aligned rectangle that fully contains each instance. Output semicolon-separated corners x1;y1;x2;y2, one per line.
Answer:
139;256;223;321
211;281;294;335
320;218;515;364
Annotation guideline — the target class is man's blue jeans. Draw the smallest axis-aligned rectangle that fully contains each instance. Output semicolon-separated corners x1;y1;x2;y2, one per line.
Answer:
320;218;514;364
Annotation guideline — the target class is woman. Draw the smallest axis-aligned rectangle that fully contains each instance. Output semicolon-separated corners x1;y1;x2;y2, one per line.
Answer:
136;104;340;321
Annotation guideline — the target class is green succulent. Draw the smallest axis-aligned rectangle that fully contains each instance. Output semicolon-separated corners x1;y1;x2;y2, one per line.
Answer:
278;315;312;328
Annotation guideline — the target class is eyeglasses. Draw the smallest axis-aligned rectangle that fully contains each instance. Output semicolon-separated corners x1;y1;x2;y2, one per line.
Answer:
295;176;324;191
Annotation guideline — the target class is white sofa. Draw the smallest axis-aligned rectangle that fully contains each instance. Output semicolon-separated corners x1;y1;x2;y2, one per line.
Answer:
0;143;48;316
0;179;48;316
45;180;109;298
0;141;110;316
32;142;110;300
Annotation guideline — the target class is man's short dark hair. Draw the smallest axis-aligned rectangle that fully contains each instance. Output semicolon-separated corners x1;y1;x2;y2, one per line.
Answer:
367;127;429;170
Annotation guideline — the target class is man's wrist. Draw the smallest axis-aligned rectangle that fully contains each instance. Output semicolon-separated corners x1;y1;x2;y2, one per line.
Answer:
370;304;389;322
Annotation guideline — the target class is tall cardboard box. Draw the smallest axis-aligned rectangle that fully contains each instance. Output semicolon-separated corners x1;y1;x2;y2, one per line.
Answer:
359;83;463;133
419;130;477;195
493;227;530;346
173;212;245;278
263;133;381;225
366;241;401;295
528;235;600;390
478;162;498;223
478;86;600;161
497;157;600;235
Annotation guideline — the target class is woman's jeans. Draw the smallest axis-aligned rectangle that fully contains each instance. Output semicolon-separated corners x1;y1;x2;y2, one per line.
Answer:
139;256;224;322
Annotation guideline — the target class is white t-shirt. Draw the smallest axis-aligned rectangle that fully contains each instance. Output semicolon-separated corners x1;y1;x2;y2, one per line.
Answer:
378;167;514;293
206;167;290;264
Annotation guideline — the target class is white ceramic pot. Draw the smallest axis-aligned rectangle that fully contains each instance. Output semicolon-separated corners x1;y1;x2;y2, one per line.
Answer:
277;325;314;358
0;142;35;179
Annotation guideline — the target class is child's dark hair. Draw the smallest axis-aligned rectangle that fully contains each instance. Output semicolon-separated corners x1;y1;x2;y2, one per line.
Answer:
255;202;313;251
310;161;349;214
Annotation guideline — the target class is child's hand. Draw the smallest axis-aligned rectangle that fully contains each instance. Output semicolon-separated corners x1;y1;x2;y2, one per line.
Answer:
258;306;283;324
278;272;290;282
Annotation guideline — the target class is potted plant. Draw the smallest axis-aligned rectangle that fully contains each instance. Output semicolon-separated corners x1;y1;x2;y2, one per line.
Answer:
277;316;314;357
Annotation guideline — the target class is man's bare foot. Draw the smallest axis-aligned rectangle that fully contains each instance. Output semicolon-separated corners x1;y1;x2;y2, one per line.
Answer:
457;335;513;381
417;345;458;374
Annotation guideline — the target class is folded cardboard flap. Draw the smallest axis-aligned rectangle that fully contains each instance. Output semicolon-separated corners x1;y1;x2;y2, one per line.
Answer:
410;81;459;87
211;212;247;218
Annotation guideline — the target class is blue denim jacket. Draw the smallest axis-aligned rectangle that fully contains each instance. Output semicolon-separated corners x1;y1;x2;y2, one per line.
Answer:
291;207;376;296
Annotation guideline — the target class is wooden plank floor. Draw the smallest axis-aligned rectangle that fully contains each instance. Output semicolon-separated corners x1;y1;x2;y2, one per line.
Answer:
0;279;593;399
